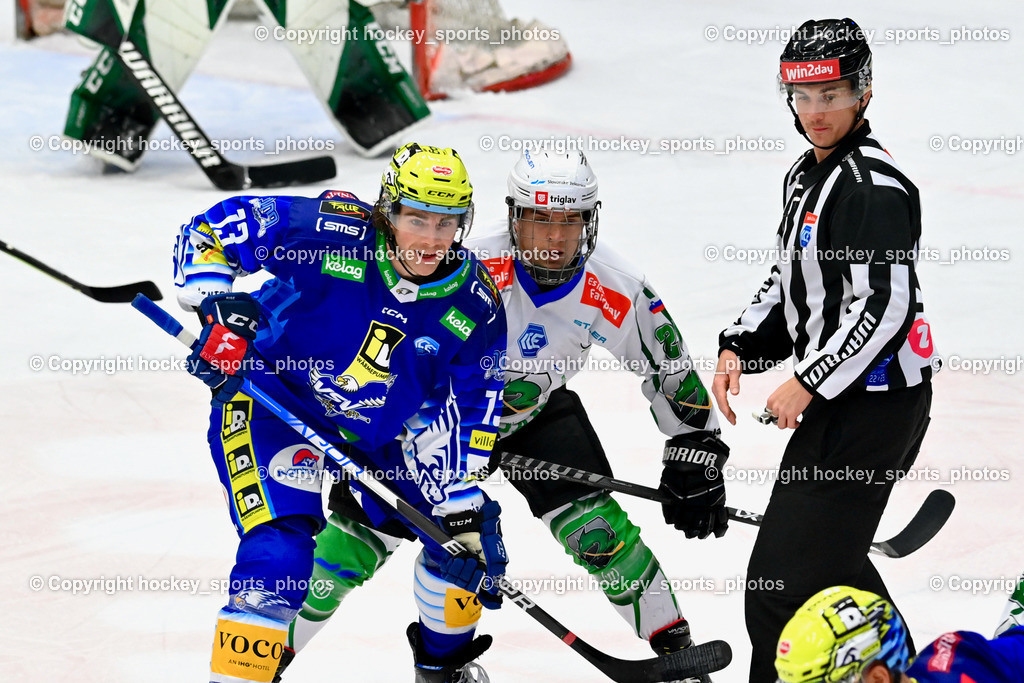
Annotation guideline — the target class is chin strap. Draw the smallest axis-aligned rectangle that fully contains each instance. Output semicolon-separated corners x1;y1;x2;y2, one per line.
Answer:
788;94;871;151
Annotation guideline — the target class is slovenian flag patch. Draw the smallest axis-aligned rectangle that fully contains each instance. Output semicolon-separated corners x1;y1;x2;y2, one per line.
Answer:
649;299;665;314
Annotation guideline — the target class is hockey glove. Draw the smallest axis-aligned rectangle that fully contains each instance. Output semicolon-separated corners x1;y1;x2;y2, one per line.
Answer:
438;500;507;609
186;292;261;407
659;432;730;539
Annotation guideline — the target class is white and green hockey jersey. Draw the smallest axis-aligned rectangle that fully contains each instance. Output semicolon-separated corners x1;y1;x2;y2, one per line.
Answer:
468;229;719;438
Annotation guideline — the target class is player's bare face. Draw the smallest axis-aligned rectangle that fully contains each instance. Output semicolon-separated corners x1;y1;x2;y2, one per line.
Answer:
792;81;870;155
389;207;459;277
516;208;584;271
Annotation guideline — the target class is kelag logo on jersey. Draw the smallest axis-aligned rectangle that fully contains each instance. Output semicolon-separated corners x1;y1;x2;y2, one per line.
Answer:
322;254;366;282
800;212;817;247
518;323;548;358
442;307;475;341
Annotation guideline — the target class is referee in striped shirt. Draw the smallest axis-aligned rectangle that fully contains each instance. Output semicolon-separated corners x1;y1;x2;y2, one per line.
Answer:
711;19;940;682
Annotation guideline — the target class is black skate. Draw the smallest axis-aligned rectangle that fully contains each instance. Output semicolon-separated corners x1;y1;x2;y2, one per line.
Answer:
270;645;295;682
407;622;491;683
650;619;712;683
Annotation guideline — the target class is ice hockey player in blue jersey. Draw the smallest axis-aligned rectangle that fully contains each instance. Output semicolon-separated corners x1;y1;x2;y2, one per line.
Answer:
173;142;508;683
273;150;726;683
775;586;1024;683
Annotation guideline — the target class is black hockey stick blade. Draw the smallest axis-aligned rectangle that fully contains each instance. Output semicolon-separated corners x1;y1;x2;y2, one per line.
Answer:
871;489;955;558
1;239;162;303
114;41;336;191
80;279;163;303
500;578;730;682
498;452;953;559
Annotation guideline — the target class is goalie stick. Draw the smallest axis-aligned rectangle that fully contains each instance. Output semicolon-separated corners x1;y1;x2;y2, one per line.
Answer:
110;40;336;191
498;452;955;560
0;239;162;303
130;294;732;682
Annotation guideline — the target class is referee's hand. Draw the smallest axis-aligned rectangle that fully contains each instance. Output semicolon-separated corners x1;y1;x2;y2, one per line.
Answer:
713;350;742;425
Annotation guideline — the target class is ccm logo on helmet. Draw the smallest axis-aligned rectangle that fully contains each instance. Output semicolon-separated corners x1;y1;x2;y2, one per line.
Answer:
664;446;719;468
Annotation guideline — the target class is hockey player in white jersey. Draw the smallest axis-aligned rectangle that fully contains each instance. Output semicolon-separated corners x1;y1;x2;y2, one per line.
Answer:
275;151;728;682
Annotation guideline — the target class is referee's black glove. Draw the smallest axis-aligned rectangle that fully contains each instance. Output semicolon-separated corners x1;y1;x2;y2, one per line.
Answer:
659;432;730;539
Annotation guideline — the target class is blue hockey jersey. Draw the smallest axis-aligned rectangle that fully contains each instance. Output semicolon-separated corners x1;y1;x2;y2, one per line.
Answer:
174;190;507;517
905;627;1024;682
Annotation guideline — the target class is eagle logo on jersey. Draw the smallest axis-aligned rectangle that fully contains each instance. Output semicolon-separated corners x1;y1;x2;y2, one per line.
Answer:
309;322;404;420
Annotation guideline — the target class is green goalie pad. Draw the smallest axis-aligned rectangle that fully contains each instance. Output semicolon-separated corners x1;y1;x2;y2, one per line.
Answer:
62;0;429;168
62;0;233;170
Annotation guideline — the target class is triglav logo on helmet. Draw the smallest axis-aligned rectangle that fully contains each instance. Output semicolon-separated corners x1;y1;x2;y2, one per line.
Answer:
309;321;404;420
432;166;453;176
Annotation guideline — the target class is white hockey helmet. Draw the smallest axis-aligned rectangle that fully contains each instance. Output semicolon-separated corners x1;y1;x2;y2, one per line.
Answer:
506;149;600;285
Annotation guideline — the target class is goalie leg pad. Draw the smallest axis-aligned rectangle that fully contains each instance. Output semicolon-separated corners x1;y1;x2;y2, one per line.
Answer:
287;511;403;651
63;47;158;171
545;492;682;640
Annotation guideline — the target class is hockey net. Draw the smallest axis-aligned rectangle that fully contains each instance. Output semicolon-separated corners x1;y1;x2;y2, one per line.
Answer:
405;0;571;100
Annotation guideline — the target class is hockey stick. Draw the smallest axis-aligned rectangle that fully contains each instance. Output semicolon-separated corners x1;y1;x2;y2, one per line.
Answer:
0;238;162;303
108;40;336;191
130;294;731;682
498;452;956;559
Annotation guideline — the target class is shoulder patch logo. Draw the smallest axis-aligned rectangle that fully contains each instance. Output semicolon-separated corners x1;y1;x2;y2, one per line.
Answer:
248;197;279;237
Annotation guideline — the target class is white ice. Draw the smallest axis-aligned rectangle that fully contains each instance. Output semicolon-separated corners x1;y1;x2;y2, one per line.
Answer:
2;1;1022;681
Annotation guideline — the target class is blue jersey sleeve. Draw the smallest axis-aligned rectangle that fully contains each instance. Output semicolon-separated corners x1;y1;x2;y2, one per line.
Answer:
173;195;294;310
400;275;508;517
906;627;1024;681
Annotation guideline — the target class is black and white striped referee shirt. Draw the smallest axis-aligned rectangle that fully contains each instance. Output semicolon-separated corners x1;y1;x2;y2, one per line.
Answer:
720;122;938;400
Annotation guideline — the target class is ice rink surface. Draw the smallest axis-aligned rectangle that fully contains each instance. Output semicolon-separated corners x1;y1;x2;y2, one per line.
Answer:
2;1;1022;680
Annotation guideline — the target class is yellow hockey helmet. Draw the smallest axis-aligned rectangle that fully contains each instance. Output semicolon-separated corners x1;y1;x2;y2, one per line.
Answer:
775;586;910;683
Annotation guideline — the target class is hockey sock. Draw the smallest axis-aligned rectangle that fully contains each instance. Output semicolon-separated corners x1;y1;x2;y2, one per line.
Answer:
413;547;482;659
287;512;402;652
211;608;289;683
545;492;683;640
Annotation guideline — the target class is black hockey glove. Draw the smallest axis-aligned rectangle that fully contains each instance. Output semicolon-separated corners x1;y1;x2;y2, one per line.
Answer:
659;432;730;539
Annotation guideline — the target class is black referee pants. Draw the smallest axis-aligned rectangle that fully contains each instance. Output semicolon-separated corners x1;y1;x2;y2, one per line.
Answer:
745;383;932;683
